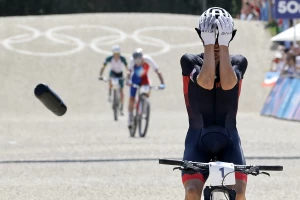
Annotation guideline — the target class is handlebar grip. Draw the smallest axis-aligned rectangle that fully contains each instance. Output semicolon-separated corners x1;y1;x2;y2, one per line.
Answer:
259;165;283;171
159;159;184;166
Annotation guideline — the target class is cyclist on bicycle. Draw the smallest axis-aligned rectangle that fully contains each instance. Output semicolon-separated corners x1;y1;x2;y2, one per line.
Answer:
99;45;128;115
180;7;248;200
126;48;165;128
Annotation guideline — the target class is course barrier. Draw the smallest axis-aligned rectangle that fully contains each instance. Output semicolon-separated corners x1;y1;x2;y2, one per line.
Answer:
262;71;280;87
260;74;300;121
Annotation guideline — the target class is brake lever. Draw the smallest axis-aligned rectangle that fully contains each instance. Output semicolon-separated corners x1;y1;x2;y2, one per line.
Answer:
261;172;270;177
173;165;194;171
173;166;183;171
249;171;260;176
173;166;200;175
248;171;270;177
173;161;203;175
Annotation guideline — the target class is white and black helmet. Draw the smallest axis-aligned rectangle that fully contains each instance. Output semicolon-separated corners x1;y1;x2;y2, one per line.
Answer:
199;7;234;29
132;48;143;59
112;45;121;54
203;7;232;18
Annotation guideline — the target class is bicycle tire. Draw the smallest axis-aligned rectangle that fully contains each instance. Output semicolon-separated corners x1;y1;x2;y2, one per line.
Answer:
210;190;230;200
129;102;139;137
138;95;150;137
113;89;119;121
129;118;137;137
204;195;210;200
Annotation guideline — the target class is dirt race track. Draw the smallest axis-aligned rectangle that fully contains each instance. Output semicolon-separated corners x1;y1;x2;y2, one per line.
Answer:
0;13;299;199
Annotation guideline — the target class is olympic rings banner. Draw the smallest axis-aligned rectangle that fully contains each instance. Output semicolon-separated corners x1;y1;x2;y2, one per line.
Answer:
260;75;300;121
275;0;300;19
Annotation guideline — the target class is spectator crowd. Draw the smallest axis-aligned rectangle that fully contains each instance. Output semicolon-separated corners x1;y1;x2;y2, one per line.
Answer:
270;44;300;76
238;0;300;76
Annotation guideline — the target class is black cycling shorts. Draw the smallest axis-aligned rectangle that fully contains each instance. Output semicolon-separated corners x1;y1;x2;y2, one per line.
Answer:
181;127;247;184
109;71;124;88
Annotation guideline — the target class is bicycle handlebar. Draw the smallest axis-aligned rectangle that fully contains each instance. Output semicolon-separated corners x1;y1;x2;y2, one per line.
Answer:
99;77;125;82
159;159;184;166
159;159;283;171
254;165;283;171
131;84;163;90
99;78;164;90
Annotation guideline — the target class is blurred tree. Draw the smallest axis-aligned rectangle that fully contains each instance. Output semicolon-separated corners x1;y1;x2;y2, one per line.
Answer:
0;0;241;17
231;0;242;17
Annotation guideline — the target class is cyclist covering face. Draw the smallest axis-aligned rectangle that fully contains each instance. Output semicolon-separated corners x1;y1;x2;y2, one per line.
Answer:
180;7;248;200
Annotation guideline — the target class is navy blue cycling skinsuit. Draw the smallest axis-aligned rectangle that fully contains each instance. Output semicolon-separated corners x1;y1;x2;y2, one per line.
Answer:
180;53;248;184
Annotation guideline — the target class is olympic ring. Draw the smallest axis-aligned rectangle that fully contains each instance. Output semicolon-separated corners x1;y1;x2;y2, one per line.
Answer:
2;25;86;56
132;26;201;48
1;24;200;57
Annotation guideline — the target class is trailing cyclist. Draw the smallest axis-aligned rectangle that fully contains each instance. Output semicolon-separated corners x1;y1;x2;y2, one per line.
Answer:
126;48;165;128
99;45;128;115
180;7;248;200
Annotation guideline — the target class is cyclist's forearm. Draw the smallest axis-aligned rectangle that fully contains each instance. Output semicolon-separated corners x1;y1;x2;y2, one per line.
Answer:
219;46;237;90
100;65;106;76
197;45;215;90
157;71;164;84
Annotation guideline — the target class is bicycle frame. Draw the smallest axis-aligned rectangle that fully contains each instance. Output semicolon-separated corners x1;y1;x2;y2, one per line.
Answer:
110;77;121;90
105;77;123;102
129;84;160;137
110;78;123;119
133;85;151;112
133;84;161;115
100;77;124;121
204;186;236;200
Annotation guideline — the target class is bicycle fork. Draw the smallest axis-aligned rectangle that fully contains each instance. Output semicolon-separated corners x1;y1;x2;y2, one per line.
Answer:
203;186;236;200
137;95;148;116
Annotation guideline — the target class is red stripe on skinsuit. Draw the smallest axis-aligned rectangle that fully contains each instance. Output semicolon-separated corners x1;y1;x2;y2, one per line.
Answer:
183;76;189;95
182;172;247;185
235;172;248;182
183;76;195;119
182;173;205;184
183;76;190;107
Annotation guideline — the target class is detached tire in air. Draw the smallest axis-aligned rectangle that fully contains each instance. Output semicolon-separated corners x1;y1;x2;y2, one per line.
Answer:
34;83;67;116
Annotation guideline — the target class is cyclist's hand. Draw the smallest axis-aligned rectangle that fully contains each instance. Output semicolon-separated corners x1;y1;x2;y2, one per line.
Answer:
126;80;132;87
195;13;216;46
216;15;237;47
159;84;165;90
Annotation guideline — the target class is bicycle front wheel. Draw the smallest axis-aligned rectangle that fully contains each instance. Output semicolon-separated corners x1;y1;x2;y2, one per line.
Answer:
113;89;119;121
138;95;150;137
129;108;138;137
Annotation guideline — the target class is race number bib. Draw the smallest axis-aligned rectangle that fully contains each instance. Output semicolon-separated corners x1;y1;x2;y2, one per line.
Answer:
140;85;150;94
209;162;236;186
